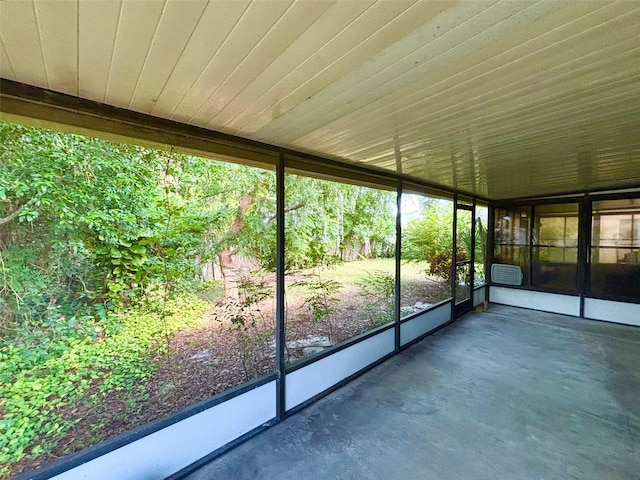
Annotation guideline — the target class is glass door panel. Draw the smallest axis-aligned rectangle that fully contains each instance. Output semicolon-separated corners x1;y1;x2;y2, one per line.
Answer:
455;207;473;312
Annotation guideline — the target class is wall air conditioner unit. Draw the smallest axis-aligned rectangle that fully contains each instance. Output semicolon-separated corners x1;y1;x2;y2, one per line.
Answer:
491;264;523;286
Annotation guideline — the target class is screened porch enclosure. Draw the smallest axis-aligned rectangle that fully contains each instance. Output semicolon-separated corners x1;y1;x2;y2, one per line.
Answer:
2;84;638;480
1;0;640;478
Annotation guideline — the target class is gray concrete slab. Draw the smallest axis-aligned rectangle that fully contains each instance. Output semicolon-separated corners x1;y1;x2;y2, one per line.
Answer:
184;305;640;480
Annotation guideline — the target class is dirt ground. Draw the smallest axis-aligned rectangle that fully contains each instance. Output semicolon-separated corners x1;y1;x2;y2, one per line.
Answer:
11;277;449;477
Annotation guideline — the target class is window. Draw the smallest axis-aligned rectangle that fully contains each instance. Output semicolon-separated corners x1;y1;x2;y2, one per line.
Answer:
590;198;640;300
494;207;531;285
284;172;396;363
400;193;453;316
475;203;488;286
0;121;277;476
531;203;579;292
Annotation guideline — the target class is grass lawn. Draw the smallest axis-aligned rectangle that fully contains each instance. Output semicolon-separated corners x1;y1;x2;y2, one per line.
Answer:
301;257;430;285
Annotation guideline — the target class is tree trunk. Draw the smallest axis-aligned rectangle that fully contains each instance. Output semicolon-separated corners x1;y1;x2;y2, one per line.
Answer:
219;191;257;298
218;250;238;298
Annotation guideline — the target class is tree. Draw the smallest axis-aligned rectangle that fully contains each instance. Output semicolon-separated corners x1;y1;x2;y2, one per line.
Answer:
343;188;396;259
402;200;455;280
283;175;396;268
0;119;399;321
0;122;165;322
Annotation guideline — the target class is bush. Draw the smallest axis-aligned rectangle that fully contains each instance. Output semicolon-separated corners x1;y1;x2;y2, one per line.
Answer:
214;276;274;381
0;296;207;472
356;271;395;327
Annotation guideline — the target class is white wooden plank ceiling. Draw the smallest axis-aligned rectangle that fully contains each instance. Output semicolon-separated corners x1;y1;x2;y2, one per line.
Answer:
1;0;640;199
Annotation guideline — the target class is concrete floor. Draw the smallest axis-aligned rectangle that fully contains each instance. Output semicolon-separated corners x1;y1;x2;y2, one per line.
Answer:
185;305;640;480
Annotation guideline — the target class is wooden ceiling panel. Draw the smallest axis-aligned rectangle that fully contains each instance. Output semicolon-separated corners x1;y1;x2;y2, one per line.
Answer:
0;39;16;81
289;4;638;149
296;3;638;157
149;0;251;119
128;0;209;113
104;0;165;108
250;0;498;141
34;0;77;96
234;0;448;134
191;0;334;128
212;0;377;131
0;0;48;88
78;0;121;101
332;63;640;166
169;0;294;124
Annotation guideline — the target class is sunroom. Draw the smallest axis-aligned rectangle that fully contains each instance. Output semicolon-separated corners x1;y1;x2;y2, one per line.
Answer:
0;1;639;479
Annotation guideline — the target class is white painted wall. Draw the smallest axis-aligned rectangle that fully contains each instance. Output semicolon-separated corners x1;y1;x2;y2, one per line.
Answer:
489;286;580;316
473;287;486;307
285;328;395;411
584;298;640;327
50;381;277;480
400;303;451;346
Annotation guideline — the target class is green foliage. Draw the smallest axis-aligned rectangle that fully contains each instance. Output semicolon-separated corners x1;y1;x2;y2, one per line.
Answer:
0;296;207;469
356;271;395;327
0;121;281;315
284;175;395;269
428;245;467;281
193;279;225;304
403;201;454;279
0;247;50;328
0;119;402;475
403;200;486;286
214;276;274;380
304;279;342;323
299;276;343;343
0;121;166;317
343;188;396;258
474;215;488;286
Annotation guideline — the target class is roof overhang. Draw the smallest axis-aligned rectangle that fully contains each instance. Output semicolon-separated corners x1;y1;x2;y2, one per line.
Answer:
1;0;640;200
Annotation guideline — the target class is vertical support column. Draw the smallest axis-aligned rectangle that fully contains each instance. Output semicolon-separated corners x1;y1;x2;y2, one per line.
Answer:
395;180;402;352
275;153;286;419
451;194;458;319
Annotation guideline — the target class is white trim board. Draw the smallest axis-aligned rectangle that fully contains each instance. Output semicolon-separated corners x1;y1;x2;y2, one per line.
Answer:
489;286;580;317
584;298;640;327
50;381;277;480
285;328;395;411
400;303;451;346
473;287;486;307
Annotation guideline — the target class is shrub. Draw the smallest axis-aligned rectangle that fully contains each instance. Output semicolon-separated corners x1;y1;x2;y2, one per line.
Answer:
356;271;395;327
298;276;342;343
0;296;207;472
214;276;274;381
